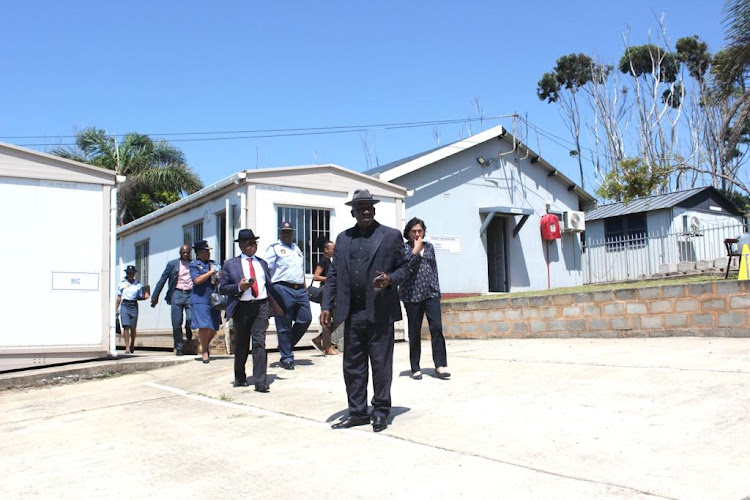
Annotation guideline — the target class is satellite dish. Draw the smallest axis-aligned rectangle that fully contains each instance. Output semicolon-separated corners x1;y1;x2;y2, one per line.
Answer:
203;209;211;223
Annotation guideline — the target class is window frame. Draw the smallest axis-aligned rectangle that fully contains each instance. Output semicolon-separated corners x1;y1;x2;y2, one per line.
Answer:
604;214;647;252
276;206;332;274
183;220;203;247
134;239;150;286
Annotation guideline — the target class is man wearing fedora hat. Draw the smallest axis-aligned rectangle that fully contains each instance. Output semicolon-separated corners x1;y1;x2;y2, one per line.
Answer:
321;188;412;432
219;229;285;392
264;221;312;370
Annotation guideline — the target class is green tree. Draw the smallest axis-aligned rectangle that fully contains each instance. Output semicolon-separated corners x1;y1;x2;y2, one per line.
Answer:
537;53;611;189
595;157;672;203
51;128;203;225
619;44;680;85
719;0;750;179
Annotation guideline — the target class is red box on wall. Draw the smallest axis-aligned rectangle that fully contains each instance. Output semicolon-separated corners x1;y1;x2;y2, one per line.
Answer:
541;213;561;240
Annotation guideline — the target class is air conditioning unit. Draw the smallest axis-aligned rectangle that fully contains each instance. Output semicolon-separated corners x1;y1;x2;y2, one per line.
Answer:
689;215;702;234
563;211;586;232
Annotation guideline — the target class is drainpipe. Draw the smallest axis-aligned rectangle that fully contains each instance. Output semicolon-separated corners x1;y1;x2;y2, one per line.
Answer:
109;176;126;357
238;191;247;229
225;198;231;260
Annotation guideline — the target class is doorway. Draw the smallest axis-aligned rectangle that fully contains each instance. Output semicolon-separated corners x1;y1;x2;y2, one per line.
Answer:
216;211;227;263
487;217;508;292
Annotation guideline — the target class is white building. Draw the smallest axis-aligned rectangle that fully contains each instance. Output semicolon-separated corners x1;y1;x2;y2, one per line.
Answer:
366;125;596;294
116;164;407;349
0;143;118;370
583;187;746;283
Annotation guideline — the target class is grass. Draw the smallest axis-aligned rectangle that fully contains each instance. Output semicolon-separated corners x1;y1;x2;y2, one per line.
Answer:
443;274;731;303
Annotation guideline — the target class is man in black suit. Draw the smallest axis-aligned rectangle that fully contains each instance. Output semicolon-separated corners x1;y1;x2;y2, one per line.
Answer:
321;189;412;432
219;229;285;393
151;245;193;356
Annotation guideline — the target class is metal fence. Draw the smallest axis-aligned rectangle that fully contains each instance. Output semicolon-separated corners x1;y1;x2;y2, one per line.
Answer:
583;222;744;284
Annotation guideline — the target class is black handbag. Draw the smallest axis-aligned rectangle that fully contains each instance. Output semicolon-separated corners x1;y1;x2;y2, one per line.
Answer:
307;283;323;303
210;284;228;310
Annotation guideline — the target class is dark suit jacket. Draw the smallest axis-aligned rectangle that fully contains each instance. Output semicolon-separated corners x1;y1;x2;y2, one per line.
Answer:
219;255;285;320
152;258;183;305
322;221;412;325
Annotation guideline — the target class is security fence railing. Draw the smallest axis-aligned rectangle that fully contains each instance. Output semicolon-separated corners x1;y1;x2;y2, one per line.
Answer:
583;222;744;284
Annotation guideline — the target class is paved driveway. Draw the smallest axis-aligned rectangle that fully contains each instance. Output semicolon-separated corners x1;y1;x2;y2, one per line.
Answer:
2;338;749;499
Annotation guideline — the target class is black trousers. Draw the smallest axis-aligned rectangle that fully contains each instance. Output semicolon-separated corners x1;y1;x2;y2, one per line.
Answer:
233;300;269;384
404;297;447;373
343;309;394;420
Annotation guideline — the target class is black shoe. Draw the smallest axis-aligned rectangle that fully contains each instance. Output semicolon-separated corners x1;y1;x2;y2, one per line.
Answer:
176;349;184;356
372;415;388;432
254;383;270;393
280;360;294;370
331;416;370;429
232;380;249;387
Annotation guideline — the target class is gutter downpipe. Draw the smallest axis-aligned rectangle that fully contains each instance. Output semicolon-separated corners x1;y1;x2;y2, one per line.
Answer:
225;198;231;260
109;176;125;357
238;190;247;229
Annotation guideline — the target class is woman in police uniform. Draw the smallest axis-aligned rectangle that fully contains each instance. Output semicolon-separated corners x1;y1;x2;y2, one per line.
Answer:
116;265;150;353
189;240;221;363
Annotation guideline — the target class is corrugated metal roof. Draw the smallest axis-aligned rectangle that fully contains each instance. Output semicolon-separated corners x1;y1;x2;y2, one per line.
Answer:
585;187;708;221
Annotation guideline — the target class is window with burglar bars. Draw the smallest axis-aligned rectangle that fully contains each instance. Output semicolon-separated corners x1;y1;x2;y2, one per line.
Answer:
135;240;149;286
183;220;203;247
604;214;647;251
277;206;331;273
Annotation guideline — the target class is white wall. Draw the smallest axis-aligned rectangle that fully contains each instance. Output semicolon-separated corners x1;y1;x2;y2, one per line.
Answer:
118;182;405;334
117;188;244;333
0;177;108;347
393;140;583;294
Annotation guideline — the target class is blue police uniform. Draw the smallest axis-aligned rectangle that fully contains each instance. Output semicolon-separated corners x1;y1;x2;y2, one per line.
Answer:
264;237;312;366
118;279;144;328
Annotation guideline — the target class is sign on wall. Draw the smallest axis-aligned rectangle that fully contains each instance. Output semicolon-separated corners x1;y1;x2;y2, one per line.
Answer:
52;272;100;291
427;235;461;254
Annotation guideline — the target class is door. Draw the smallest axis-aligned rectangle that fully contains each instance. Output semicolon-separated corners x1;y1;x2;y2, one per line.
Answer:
487;217;508;292
216;212;227;263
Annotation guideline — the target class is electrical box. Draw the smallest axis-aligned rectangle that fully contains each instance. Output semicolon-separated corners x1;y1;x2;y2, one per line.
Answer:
541;213;561;240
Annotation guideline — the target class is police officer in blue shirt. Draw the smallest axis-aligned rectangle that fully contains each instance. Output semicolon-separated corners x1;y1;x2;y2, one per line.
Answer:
265;221;312;369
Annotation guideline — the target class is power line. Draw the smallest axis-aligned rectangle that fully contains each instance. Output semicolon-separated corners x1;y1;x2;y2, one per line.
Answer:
4;115;515;144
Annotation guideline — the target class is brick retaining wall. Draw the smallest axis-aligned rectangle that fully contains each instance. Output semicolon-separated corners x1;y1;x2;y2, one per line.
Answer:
441;280;750;339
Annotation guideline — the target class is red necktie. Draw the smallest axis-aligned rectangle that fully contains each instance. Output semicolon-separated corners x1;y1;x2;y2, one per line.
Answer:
248;258;259;297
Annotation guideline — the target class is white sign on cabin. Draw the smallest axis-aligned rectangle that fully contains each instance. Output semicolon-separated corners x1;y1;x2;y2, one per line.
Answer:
428;235;461;254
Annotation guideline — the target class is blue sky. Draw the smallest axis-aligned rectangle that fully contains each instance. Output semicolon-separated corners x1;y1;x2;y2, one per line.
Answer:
0;1;726;194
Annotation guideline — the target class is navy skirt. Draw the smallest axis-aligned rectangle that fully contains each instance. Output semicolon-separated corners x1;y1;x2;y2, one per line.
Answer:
191;301;221;330
120;300;138;328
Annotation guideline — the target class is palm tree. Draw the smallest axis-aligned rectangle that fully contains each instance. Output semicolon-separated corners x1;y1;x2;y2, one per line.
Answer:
720;0;750;166
51;128;203;225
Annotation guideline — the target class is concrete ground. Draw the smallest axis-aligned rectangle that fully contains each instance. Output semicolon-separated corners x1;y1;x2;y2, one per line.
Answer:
1;337;750;499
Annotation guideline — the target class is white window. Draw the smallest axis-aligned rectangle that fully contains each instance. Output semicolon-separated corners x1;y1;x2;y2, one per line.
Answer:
277;207;331;273
135;240;149;286
183;221;203;247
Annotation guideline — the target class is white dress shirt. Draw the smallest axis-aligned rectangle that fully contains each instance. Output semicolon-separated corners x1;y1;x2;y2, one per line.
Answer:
240;254;267;301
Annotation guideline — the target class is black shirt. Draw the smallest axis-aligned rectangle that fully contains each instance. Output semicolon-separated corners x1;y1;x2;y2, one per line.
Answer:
349;223;376;311
316;255;331;278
